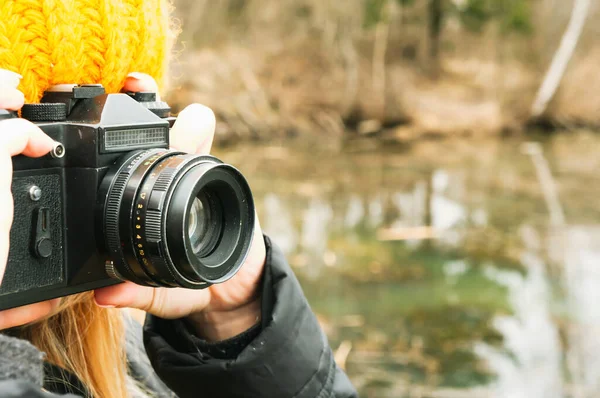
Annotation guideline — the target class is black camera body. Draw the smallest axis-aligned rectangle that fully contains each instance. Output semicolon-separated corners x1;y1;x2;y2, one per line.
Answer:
0;85;255;310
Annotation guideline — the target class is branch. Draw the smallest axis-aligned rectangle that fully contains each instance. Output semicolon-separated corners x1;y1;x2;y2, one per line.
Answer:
530;0;591;118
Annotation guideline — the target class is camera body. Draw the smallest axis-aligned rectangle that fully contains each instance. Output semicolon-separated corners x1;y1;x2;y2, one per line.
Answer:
1;85;255;310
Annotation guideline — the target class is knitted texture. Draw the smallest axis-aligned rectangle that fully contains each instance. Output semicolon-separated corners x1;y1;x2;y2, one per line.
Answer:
0;0;171;104
0;334;45;387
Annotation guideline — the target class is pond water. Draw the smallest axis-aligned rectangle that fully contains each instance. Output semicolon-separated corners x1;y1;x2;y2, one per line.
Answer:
215;130;600;398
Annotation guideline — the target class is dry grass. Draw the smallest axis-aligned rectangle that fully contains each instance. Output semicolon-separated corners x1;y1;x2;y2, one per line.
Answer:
549;49;600;127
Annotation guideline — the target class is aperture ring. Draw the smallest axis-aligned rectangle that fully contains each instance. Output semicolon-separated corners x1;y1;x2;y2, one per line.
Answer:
104;149;165;286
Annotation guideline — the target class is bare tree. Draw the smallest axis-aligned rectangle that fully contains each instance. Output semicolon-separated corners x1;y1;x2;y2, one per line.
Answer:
428;0;443;77
530;0;591;118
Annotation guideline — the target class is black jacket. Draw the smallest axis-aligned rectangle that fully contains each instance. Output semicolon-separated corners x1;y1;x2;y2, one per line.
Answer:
0;237;358;398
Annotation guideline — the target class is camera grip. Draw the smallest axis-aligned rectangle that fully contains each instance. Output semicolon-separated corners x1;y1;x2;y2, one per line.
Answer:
1;171;65;297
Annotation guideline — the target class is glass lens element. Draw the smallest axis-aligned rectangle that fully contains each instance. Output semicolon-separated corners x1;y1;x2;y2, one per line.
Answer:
187;192;221;256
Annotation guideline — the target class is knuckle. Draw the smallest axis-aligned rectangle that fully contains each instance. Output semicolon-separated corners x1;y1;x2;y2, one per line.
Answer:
148;289;168;316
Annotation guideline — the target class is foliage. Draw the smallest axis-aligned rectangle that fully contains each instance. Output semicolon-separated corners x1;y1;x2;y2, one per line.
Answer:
452;0;533;34
364;0;387;28
362;0;533;35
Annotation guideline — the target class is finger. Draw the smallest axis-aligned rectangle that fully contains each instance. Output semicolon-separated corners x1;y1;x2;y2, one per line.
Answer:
170;104;216;155
94;282;210;319
0;70;24;111
0;70;22;89
0;299;59;330
0;119;55;157
0;89;24;111
0;183;13;286
208;219;265;311
94;282;153;309
123;72;159;95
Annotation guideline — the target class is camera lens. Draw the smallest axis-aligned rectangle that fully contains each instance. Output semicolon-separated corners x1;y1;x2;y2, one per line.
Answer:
100;149;255;289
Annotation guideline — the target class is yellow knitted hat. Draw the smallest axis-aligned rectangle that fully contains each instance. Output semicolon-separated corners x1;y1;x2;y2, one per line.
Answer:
0;0;172;104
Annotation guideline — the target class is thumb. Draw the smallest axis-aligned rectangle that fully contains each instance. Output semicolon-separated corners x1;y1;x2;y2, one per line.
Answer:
170;104;216;155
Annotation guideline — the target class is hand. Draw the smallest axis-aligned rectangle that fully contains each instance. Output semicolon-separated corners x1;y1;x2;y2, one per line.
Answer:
94;73;267;341
0;76;62;329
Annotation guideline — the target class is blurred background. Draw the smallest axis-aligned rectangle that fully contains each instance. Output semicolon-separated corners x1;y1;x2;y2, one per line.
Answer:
167;1;600;397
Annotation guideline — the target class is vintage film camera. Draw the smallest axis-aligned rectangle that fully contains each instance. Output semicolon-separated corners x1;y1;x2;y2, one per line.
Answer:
0;84;255;310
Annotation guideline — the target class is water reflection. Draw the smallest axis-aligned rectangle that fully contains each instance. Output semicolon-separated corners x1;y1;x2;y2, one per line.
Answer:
216;132;600;397
476;226;563;398
262;193;297;254
554;226;600;397
300;198;333;278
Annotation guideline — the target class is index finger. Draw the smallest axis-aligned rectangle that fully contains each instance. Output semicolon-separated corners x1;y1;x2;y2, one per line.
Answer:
0;119;55;158
0;70;24;111
0;89;25;111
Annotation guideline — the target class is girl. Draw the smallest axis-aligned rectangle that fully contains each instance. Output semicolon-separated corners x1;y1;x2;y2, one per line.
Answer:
0;1;356;397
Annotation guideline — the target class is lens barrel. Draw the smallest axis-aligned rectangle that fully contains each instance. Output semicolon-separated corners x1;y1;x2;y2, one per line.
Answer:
99;149;255;289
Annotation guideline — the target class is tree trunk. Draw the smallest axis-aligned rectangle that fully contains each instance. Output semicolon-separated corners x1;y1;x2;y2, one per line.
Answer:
428;0;443;77
530;0;591;118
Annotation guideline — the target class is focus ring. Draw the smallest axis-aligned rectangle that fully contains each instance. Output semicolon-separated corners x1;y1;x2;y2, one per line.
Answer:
153;168;177;191
145;210;162;242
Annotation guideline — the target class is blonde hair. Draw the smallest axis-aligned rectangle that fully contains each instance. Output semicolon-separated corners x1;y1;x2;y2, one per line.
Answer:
19;293;130;398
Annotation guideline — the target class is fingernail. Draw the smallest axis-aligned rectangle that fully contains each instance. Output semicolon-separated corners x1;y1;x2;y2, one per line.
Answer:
127;72;147;80
96;304;116;308
0;69;22;89
47;84;77;93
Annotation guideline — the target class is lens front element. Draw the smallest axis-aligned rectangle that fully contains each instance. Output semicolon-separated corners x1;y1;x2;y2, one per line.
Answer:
187;192;222;257
187;195;209;253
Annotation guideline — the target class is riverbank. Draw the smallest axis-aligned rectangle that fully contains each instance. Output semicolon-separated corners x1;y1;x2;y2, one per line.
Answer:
166;0;600;146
